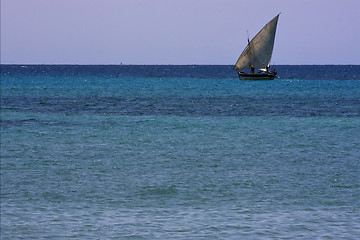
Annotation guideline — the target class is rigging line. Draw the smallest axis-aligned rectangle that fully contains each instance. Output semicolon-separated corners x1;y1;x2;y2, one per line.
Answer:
247;30;250;45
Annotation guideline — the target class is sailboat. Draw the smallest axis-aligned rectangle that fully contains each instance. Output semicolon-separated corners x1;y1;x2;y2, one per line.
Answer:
234;14;280;80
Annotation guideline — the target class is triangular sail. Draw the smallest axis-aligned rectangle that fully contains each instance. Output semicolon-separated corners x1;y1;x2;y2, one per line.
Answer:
234;14;279;71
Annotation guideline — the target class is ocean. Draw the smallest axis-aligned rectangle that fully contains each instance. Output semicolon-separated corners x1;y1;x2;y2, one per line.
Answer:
1;65;360;239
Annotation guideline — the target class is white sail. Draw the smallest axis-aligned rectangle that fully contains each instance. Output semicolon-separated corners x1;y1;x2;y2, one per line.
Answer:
234;14;279;71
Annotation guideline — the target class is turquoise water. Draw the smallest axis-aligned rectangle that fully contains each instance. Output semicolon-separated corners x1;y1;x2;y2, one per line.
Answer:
1;65;360;239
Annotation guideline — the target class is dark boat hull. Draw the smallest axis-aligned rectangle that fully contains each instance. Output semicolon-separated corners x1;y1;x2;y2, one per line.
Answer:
238;71;276;80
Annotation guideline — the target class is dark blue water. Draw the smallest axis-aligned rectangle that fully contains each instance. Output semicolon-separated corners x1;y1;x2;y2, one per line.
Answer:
1;65;360;239
2;64;360;79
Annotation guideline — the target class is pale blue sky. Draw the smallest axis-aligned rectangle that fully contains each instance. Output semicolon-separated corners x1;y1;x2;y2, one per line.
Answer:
1;0;359;65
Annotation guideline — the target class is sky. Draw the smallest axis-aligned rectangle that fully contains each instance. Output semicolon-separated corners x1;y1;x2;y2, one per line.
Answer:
1;0;359;65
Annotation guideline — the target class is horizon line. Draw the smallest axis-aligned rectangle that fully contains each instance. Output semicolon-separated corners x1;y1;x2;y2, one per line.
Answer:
1;63;359;66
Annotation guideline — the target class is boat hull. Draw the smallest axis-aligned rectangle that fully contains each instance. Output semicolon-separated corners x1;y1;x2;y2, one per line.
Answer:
238;72;276;80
